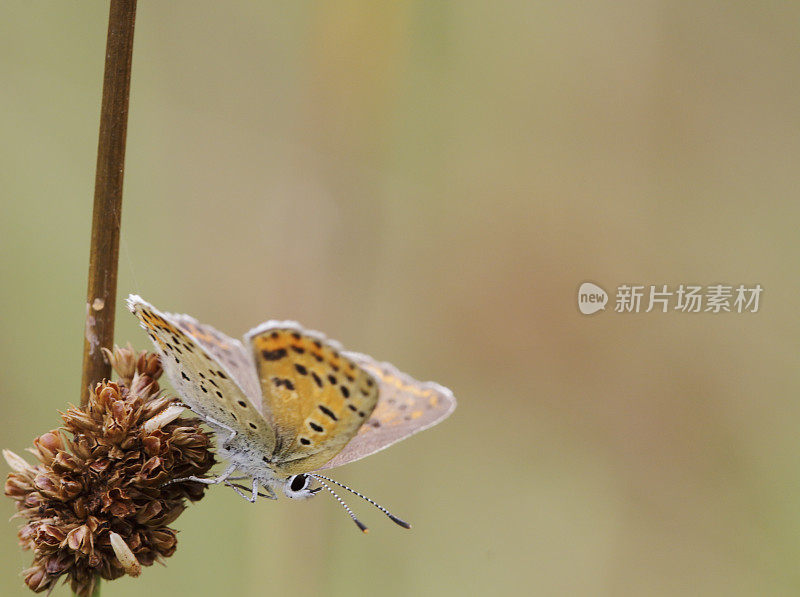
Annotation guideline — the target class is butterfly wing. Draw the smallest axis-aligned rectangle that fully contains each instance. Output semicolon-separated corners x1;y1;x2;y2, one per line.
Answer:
127;295;276;453
244;321;380;475
164;312;262;410
319;354;456;470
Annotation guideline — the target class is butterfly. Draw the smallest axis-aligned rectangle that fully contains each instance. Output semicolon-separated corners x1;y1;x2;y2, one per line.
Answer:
126;294;455;531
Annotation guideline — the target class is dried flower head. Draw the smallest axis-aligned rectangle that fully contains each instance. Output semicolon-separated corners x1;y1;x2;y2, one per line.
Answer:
4;345;215;596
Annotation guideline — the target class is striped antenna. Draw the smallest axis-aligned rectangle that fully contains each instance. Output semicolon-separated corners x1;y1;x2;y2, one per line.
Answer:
314;476;369;533
311;473;411;529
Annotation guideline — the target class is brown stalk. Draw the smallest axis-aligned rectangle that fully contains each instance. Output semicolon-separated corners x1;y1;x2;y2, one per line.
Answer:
80;0;138;408
77;3;137;594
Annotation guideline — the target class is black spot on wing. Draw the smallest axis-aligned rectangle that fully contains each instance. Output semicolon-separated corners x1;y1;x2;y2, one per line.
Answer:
318;405;338;421
262;348;287;361
272;377;296;391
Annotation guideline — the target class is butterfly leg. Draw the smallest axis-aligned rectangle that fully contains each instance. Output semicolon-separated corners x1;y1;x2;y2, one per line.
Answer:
224;480;278;501
202;415;238;450
166;463;237;486
261;484;278;500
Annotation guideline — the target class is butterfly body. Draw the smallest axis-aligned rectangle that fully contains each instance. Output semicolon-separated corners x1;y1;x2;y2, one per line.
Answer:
126;294;455;511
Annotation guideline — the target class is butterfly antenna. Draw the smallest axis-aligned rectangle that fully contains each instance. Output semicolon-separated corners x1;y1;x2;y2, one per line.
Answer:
313;476;369;533
311;473;411;529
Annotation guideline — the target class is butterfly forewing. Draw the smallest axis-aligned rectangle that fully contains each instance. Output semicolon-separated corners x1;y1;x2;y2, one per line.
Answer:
165;312;262;410
320;354;456;470
127;295;276;454
245;322;380;475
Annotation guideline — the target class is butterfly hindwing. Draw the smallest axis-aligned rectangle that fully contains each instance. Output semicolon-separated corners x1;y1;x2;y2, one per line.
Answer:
127;295;276;454
320;354;456;470
244;322;379;475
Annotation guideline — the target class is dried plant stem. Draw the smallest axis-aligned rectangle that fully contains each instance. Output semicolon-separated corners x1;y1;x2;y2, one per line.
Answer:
77;1;137;595
80;0;138;409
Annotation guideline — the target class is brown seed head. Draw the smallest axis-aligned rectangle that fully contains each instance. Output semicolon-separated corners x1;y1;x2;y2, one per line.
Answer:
4;347;215;595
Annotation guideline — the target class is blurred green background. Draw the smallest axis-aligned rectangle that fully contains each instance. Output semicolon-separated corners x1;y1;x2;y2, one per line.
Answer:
2;2;800;595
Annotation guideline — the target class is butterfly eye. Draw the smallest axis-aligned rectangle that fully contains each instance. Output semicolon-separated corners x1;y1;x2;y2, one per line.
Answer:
290;474;308;492
283;474;319;500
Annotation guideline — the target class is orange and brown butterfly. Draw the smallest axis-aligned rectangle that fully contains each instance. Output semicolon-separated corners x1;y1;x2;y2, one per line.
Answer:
126;294;455;531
